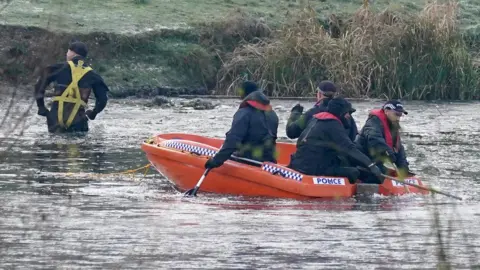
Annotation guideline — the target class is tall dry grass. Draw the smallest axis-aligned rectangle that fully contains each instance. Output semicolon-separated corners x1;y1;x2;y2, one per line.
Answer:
217;1;479;100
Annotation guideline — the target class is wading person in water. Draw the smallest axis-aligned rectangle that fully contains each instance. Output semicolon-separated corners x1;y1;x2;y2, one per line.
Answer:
204;81;279;169
34;41;109;133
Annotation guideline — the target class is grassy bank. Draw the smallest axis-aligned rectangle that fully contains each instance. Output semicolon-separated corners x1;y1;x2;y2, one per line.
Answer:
1;0;479;99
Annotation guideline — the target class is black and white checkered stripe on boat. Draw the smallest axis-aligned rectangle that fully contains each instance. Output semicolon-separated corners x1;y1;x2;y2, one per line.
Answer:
162;141;218;157
262;163;303;182
161;141;303;181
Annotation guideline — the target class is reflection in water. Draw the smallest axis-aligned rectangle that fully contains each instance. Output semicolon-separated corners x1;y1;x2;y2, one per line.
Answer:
32;138;107;175
0;98;479;269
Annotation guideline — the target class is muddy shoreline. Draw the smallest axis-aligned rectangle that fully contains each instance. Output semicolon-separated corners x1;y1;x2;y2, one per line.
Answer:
1;82;473;104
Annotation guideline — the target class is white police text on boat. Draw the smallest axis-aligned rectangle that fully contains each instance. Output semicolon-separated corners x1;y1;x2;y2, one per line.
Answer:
392;178;418;187
312;177;346;185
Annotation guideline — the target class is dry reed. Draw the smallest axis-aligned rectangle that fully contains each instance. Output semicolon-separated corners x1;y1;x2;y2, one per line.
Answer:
216;1;479;100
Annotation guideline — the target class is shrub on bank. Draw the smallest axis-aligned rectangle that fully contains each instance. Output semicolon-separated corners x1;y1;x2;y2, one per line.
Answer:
217;1;479;100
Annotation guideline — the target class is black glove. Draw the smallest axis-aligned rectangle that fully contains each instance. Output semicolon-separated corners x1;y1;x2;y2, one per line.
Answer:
386;151;397;164
37;106;49;117
291;103;304;114
399;161;411;173
368;163;384;184
397;165;414;177
204;157;222;169
86;110;97;120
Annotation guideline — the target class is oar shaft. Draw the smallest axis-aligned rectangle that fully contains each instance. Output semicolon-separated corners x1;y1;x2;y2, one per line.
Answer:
382;174;462;200
429;189;463;201
230;155;263;166
184;168;211;197
194;169;210;189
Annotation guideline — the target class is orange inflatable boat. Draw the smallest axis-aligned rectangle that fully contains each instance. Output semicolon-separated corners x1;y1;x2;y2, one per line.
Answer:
141;133;429;200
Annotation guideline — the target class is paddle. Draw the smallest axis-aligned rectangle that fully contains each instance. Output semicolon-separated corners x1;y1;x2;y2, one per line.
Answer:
380;173;462;200
359;165;463;200
183;156;262;197
230;155;263;166
183;168;211;197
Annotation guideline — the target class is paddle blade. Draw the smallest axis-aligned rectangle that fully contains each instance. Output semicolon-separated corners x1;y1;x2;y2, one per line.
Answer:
183;168;211;197
184;187;199;197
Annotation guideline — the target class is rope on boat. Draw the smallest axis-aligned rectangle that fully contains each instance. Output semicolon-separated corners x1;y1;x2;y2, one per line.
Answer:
115;164;152;177
61;164;152;181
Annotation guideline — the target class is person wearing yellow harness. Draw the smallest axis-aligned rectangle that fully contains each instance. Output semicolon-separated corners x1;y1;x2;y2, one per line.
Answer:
34;41;109;133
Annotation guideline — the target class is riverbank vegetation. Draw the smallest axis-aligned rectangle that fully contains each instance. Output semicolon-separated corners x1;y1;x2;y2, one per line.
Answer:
0;0;479;100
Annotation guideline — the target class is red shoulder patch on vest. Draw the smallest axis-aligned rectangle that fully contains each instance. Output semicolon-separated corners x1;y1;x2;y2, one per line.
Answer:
313;112;342;123
245;100;272;111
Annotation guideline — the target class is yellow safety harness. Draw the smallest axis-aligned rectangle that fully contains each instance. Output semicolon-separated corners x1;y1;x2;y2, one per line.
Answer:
52;60;92;128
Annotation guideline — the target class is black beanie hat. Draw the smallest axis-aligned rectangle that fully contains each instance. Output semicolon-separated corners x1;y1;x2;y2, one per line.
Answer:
240;81;259;97
327;97;352;118
68;41;88;58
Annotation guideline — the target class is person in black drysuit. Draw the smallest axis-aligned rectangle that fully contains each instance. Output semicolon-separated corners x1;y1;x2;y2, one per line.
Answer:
288;97;383;184
286;80;358;141
355;100;411;182
34;41;109;133
204;81;279;169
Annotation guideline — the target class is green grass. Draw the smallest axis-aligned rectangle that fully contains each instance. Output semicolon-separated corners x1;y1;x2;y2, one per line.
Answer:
2;0;287;33
3;0;479;33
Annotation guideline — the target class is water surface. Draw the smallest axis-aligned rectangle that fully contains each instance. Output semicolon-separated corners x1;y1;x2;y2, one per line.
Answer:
1;96;479;269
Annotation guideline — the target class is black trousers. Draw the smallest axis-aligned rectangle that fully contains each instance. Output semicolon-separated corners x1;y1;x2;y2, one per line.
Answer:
46;111;89;133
